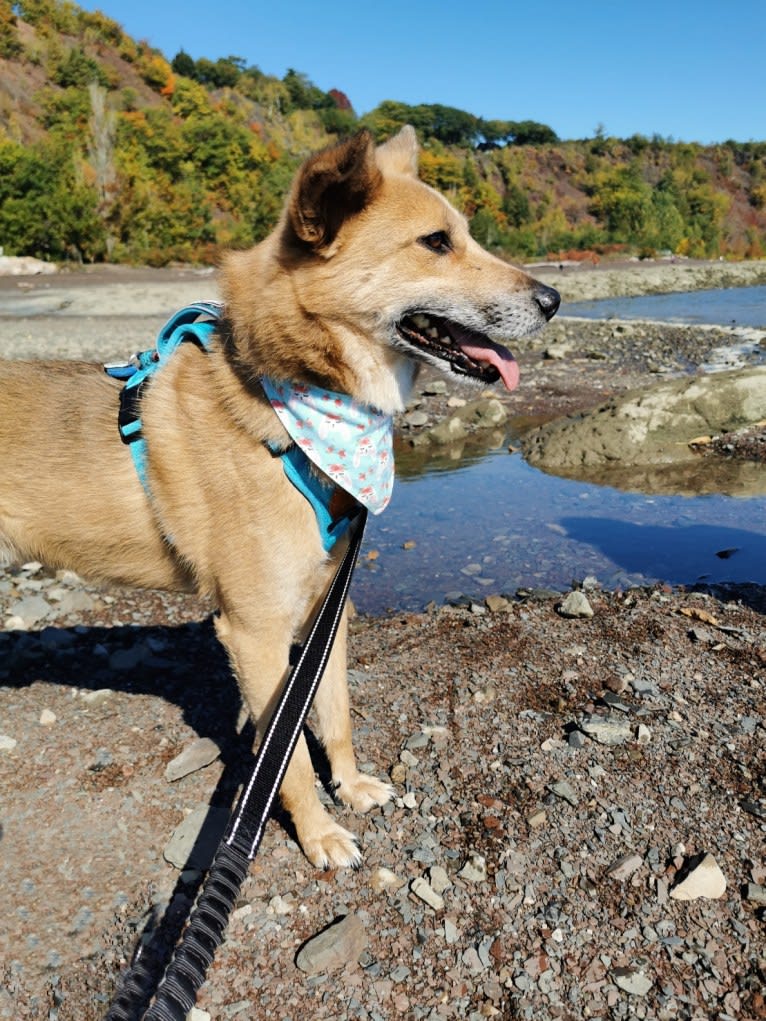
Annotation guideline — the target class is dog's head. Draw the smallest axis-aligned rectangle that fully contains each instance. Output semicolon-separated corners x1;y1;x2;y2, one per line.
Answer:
223;127;559;413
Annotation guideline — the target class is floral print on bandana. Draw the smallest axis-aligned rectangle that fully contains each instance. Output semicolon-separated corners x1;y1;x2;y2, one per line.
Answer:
261;378;394;514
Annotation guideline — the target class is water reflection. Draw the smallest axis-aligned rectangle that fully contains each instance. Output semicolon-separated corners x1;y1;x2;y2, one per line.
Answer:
352;429;766;614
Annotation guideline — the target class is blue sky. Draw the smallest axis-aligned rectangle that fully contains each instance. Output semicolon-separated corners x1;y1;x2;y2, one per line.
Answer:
78;0;765;143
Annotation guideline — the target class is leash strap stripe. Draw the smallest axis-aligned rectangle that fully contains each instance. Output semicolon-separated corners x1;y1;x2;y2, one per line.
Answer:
108;507;367;1021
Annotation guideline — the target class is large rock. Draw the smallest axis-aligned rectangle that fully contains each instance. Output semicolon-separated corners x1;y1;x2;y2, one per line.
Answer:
522;367;766;473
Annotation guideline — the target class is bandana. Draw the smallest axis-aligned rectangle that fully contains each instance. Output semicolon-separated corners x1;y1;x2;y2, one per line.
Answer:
260;378;394;515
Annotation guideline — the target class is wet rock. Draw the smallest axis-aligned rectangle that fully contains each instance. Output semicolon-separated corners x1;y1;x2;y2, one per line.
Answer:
164;737;221;782
404;410;429;428
523;366;766;470
295;913;368;975
670;852;727;900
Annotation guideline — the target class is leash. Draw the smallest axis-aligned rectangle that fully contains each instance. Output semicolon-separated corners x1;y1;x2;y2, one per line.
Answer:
104;506;367;1020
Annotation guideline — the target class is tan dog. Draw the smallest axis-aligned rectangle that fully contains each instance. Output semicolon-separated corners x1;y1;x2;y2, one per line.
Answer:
0;127;558;867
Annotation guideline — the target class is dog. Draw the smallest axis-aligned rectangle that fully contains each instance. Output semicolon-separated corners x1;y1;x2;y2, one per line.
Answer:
0;127;559;868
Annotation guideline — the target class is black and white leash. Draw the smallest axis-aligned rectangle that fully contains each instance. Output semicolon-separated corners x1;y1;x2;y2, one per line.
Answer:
105;506;367;1021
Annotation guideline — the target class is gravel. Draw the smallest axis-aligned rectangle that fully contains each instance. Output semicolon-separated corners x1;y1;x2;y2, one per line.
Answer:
1;263;764;1020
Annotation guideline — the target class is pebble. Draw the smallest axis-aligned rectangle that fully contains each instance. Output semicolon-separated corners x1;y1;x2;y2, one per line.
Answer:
0;735;17;752
428;866;452;894
370;867;405;894
9;595;52;627
606;853;643;881
409;877;444;910
670;852;727;900
636;723;652;745
612;967;653;996
744;882;766;905
39;709;56;726
548;780;578;806
527;808;547;829
579;714;633;746
187;1010;211;1021
295;913;368;975
165;737;221;782
163;805;231;870
458;853;487;883
558;591;594;619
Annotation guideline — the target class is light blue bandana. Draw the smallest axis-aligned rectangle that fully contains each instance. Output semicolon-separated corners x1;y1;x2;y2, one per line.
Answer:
261;378;394;515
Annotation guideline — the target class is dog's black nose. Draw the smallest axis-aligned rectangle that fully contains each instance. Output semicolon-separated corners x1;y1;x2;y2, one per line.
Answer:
535;284;561;321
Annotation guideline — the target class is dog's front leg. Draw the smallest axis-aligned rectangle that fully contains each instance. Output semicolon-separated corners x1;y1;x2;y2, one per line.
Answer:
312;608;393;813
214;608;362;869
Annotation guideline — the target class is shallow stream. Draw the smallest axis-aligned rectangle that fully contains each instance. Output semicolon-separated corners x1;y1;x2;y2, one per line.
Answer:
351;287;766;614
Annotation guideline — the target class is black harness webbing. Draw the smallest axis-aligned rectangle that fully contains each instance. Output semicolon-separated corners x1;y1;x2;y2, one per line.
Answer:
105;506;367;1021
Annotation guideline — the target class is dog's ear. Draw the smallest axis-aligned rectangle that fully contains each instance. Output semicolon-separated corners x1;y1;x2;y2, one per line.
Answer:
375;125;419;177
288;130;382;249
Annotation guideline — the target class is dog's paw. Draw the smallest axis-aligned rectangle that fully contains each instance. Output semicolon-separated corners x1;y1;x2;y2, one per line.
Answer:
301;819;362;870
334;772;394;814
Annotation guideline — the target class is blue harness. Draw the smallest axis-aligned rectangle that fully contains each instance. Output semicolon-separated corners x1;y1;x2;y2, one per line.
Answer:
105;303;354;551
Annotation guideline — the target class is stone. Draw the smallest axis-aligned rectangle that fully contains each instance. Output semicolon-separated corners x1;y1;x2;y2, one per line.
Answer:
613;968;653;996
485;594;510;612
295;914;367;975
165;738;221;782
458;853;487;884
9;595;52;627
404;410;429;428
410;877;444;910
744;883;766;905
607;853;643;881
427;416;468;445
163;805;231;870
558;591;594;619
527;808;547;829
0;735;17;752
549;781;578;806
670;853;727;900
370;867;405;894
39;709;56;726
421;380;447;395
636;723;652;745
428;865;452;894
188;1009;212;1021
56;590;96;615
579;714;632;746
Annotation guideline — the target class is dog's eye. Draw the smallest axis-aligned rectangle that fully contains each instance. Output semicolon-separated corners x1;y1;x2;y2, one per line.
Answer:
419;231;451;254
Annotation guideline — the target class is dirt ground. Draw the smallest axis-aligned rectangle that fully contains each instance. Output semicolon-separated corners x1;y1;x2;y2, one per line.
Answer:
0;261;764;1020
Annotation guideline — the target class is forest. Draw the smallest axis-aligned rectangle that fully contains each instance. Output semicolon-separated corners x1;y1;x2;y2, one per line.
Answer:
1;0;765;266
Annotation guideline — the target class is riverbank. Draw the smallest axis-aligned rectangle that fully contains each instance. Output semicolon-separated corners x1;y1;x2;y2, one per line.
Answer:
0;259;764;1020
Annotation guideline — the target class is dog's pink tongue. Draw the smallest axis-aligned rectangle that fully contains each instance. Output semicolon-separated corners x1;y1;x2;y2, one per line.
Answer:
458;337;520;391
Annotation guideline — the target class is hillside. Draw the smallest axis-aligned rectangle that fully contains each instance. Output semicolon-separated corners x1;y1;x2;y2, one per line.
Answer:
1;0;765;266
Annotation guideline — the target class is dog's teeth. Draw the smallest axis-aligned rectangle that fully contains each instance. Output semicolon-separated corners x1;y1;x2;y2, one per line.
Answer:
411;314;430;329
426;327;439;339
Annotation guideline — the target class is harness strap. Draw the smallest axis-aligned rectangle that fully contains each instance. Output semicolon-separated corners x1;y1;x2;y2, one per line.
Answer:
105;302;223;493
106;303;353;550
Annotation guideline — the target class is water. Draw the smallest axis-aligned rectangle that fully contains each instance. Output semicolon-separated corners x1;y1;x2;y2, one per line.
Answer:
350;285;766;614
564;284;766;328
352;433;766;614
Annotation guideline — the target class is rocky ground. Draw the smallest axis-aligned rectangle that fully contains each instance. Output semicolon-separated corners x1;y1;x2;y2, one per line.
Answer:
0;260;764;1020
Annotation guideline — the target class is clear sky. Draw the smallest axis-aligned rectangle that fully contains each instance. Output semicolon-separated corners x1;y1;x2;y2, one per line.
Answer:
77;0;765;144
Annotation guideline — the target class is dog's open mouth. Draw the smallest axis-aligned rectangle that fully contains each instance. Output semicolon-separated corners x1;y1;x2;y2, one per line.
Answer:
396;313;519;391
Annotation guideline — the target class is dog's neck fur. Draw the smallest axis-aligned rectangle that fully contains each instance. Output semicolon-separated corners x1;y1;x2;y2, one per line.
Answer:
220;238;419;415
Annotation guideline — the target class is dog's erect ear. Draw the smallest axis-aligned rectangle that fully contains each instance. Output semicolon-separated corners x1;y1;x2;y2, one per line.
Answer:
288;130;382;249
375;125;419;178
